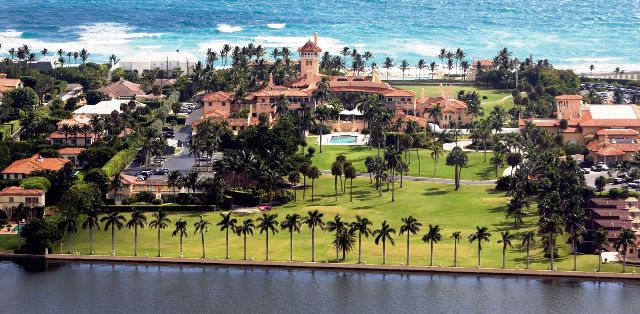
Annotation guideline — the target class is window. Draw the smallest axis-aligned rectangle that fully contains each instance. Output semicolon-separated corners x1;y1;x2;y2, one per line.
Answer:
208;102;212;107
387;98;392;102
8;197;14;203
221;102;226;106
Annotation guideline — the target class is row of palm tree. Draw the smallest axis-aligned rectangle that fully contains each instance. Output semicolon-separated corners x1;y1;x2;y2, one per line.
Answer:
66;209;637;271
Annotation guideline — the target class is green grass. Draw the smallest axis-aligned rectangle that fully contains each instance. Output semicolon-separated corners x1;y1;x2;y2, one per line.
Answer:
394;84;515;112
56;177;629;273
307;137;502;181
0;119;20;139
0;234;18;252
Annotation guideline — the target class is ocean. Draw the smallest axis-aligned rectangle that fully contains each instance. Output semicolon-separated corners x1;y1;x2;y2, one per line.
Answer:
0;0;637;74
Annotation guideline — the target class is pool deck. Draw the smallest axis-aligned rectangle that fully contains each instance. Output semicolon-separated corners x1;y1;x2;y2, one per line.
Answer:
318;132;369;146
2;253;639;281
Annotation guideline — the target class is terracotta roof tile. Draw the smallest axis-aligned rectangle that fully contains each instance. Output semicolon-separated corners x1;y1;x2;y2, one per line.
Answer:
58;147;86;155
1;154;69;175
596;129;640;136
555;95;583;100
0;186;45;196
202;91;233;102
297;40;322;53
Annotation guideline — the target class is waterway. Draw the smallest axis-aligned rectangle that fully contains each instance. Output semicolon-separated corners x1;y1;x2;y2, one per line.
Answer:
0;260;639;313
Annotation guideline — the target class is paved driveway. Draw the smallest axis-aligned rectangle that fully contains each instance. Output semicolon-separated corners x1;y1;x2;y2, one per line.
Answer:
164;107;201;173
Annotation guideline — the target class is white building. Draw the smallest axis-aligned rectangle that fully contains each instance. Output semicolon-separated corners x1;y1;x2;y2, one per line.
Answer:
0;186;46;212
72;99;143;118
115;51;198;75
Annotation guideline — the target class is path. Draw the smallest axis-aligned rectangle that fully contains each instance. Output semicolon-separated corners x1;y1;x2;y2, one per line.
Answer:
319;170;495;185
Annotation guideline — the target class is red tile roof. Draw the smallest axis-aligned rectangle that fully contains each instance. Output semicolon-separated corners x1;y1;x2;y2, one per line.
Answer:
0;74;23;93
202;91;233;102
48;131;97;139
297;40;322;53
0;186;45;196
596;129;640;136
121;174;168;186
97;79;145;98
58;147;86;155
1;154;69;175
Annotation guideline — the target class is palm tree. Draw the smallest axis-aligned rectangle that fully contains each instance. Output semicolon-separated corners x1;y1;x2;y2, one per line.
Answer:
194;215;211;258
167;170;182;199
427;104;443;134
344;164;357;202
593;228;608;272
172;218;188;258
451;231;462;266
416;59;427;80
257;213;279;260
498;231;515;268
280;213;302;261
446;146;468;190
149;209;171;257
468;226;491;268
307;166;321;202
40;48;48;59
82;209;100;255
303;210;324;262
313;106;330;153
101;210;126;256
613;228;637;272
399;60;409;80
521;231;536;269
326;214;347;261
422;224;443;266
589;64;595;75
126;210;147;256
217;212;237;259
383;57;394;80
351;215;372;263
236;219;255;260
58;213;78;254
429;61;438;81
430;143;444;176
373;220;396;265
399;216;422;265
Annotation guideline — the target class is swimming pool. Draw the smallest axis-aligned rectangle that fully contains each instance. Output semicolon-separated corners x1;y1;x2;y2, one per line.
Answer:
329;135;358;144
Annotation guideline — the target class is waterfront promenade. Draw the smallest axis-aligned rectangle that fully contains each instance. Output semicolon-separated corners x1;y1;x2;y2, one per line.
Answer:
2;253;639;281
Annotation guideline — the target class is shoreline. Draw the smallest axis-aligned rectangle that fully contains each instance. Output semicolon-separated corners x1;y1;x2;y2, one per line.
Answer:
2;253;639;281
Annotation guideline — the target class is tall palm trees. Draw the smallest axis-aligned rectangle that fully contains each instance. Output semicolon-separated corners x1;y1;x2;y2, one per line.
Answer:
399;216;422;265
468;226;491;268
422;224;442;266
280;213;302;261
451;231;462;266
307;166;321;202
416;59;426;80
373;220;396;265
217;213;237;259
399;60;409;80
383;57;394;80
427;104;443;134
82;210;100;255
446;146;469;190
303;210;324;262
593;228;608;272
326;214;347;262
58;213;78;254
613;228;637;272
521;231;536;269
126;210;147;256
498;231;515;268
172;218;188;258
258;213;279;260
149;209;171;257
194;215;211;258
313;106;330;153
351;215;372;264
430;143;444;176
236;219;255;260
101;210;126;256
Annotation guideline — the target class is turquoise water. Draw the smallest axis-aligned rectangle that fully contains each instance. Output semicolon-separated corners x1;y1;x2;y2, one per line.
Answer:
330;135;358;144
0;0;638;73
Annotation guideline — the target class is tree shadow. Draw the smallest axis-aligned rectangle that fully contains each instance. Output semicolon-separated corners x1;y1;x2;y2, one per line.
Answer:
422;187;449;197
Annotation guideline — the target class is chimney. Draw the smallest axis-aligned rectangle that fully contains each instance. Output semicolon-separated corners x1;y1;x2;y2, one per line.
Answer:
36;155;44;163
314;32;318;46
269;73;274;86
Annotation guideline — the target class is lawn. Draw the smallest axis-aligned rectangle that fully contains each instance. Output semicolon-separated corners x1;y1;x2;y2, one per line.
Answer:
394;84;515;112
50;177;626;273
306;137;502;181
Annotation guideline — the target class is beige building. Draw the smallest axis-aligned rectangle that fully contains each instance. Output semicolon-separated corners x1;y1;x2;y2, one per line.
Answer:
520;95;640;164
1;154;69;180
0;186;46;218
111;174;172;203
0;73;23;98
58;147;86;169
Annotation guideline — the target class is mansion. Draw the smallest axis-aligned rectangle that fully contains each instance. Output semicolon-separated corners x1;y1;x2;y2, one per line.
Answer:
520;95;640;164
195;34;471;132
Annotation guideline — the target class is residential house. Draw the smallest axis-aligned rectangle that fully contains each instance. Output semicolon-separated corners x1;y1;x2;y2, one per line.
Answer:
111;174;172;203
583;197;640;258
0;73;24;98
58;147;86;169
48;116;98;146
98;78;147;100
1;154;69;180
72;99;139;119
0;186;45;219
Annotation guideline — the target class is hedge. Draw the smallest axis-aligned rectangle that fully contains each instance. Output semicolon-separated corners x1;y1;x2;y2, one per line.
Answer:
225;190;260;206
102;147;138;177
102;204;218;212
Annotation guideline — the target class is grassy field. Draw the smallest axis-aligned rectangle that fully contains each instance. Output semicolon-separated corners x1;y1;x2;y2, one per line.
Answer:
394;84;515;112
11;176;625;273
0;119;20;139
307;137;502;180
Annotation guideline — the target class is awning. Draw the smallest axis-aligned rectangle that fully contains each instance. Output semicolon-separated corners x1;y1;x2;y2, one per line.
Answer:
339;109;363;116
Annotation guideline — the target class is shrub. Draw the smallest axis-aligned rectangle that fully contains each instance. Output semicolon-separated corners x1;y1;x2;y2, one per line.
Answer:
20;176;51;191
121;197;135;205
495;176;513;191
102;204;218;212
219;195;233;210
225;190;260;206
136;191;155;203
308;124;331;135
151;198;163;205
101;147;138;177
21;218;62;254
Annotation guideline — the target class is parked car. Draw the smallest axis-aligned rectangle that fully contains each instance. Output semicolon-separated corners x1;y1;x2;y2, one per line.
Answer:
614;178;625;184
581;168;591;174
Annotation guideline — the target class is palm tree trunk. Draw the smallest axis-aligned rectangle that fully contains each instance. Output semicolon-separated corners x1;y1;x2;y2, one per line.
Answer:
311;179;315;202
111;226;115;256
225;228;229;259
350;178;353;202
430;242;434;266
201;232;205;258
289;231;293;261
243;234;247;260
336;235;339;262
319;122;323;153
406;233;410;265
477;243;481;268
417;148;421;173
391;170;395;202
311;226;315;262
453;241;457;267
502;247;506;268
302;175;306;199
597;250;601;272
334;176;338;201
572;236;577;271
157;228;161;257
526;245;530;269
134;226;138;256
266;233;269;260
550;233;555;270
623;253;626;273
180;235;183;258
89;226;93;255
382;240;386;264
358;232;362;263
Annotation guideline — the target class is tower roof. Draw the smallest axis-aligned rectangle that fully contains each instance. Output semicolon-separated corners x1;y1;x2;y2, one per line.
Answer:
297;40;322;53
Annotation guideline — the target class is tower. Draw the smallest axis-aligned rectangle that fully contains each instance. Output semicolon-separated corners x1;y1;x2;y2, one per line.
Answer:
555;95;583;120
297;32;322;84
